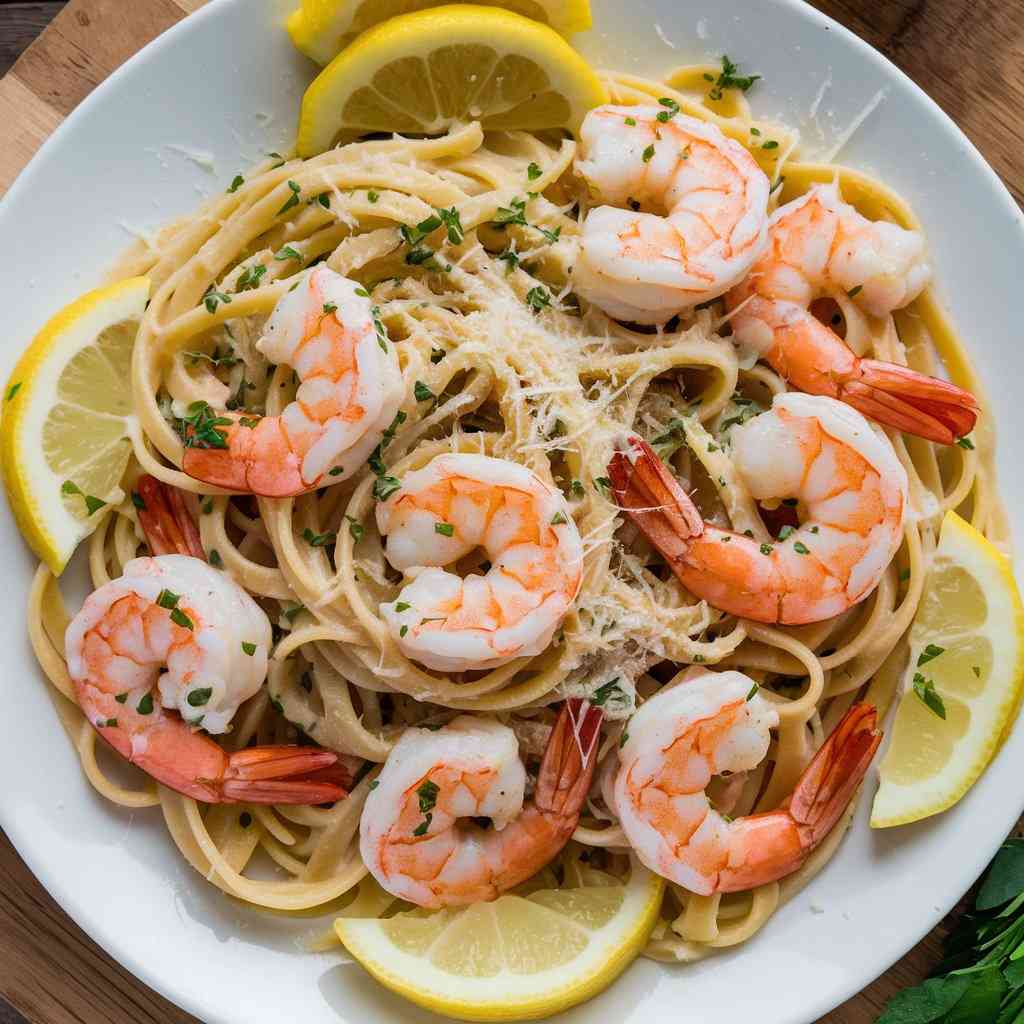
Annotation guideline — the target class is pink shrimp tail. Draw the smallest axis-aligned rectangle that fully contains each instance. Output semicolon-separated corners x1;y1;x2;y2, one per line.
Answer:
218;745;351;804
136;475;205;559
535;699;604;824
715;703;881;892
844;360;979;446
784;702;882;847
93;714;351;805
608;434;704;560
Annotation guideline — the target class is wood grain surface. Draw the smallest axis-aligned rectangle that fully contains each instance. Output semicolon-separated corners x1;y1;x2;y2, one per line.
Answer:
0;1;1021;1022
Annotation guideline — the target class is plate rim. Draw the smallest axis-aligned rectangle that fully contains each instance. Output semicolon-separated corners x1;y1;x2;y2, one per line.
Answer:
0;1;1022;1022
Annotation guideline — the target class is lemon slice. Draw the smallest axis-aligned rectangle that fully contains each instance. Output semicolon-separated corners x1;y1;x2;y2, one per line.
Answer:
335;858;663;1020
289;0;593;66
1;278;149;574
871;511;1024;827
296;4;609;156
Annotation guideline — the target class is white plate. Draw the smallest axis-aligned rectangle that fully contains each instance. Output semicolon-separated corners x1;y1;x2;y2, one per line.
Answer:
1;1;1022;1022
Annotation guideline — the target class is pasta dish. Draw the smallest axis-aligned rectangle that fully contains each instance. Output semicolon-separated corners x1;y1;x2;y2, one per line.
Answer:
4;12;1011;1016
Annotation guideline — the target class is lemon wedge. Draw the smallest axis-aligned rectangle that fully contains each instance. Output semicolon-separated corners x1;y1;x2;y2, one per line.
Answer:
335;857;663;1021
871;511;1024;828
289;0;593;66
296;4;608;156
1;278;149;574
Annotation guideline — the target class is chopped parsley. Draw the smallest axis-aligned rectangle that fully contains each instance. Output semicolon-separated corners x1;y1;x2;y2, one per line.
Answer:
527;162;542;181
436;206;464;245
236;263;267;291
226;174;244;193
525;285;551;313
435;522;455;537
61;480;106;516
6;382;21;401
170;608;194;630
187;687;213;708
276;180;302;216
656;97;680;122
367;189;379;203
156;588;180;610
176;400;231;450
760;543;774;556
373;475;402;501
208;549;223;568
345;516;364;543
913;672;946;719
241;641;257;656
493;197;528;227
917;643;945;666
590;677;623;707
846;284;863;298
762;139;779;150
498;248;520;273
274;245;302;262
203;286;232;314
642;144;656;163
417;779;439;813
957;435;975;450
793;540;810;555
414;380;434;402
624;116;636;126
746;683;760;701
137;693;154;715
778;525;796;541
707;55;761;102
302;527;336;547
551;511;568;525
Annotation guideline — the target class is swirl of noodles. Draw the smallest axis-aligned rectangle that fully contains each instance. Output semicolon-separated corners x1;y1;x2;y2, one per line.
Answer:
24;66;1001;957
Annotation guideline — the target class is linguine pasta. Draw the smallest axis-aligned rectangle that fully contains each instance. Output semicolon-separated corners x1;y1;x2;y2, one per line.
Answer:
25;66;1004;960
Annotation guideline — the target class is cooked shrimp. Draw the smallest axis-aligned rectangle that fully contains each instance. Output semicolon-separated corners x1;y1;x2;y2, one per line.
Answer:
727;182;978;444
183;266;404;496
361;699;603;908
65;554;351;804
572;104;770;324
376;453;583;673
609;392;908;624
615;669;881;894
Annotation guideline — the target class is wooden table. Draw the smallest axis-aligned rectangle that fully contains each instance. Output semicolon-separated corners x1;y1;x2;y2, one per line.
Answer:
0;1;1021;1021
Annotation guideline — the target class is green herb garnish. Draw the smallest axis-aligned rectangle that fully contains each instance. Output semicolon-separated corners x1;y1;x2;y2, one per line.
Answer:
302;527;336;548
187;687;212;707
707;55;760;101
277;180;302;216
170;607;194;630
913;672;946;719
493;197;528;227
435;522;455;537
61;480;106;516
526;285;551;313
241;641;257;656
918;644;946;666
